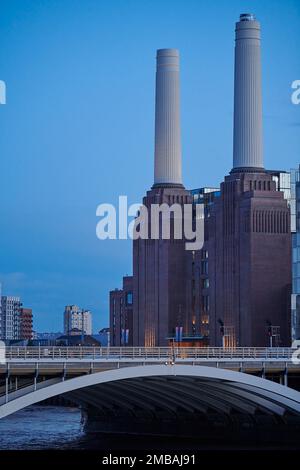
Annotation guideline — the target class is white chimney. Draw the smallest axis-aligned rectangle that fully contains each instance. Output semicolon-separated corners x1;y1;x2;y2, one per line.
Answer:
153;49;183;186
233;14;264;170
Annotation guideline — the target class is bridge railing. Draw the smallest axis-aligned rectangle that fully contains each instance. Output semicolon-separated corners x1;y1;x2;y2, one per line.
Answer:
3;346;296;361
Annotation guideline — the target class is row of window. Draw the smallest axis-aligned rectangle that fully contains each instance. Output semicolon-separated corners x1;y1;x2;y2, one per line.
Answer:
112;291;133;315
249;180;271;191
247;210;289;234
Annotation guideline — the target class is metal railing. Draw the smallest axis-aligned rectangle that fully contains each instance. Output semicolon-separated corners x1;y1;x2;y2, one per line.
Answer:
3;346;297;361
0;377;61;405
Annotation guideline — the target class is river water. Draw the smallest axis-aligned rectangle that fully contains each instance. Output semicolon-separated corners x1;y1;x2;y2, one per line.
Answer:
0;406;300;450
0;406;205;450
0;406;84;449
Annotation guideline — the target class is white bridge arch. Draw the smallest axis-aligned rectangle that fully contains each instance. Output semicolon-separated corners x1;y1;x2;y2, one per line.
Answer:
1;364;300;420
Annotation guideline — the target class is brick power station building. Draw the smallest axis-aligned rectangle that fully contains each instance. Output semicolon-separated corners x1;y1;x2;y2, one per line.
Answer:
110;14;292;348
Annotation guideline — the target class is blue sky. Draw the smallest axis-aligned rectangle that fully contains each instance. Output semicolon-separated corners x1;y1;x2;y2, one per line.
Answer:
0;0;299;333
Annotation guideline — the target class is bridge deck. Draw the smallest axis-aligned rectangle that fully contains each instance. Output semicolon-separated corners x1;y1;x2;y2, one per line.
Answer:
1;346;298;360
0;347;299;376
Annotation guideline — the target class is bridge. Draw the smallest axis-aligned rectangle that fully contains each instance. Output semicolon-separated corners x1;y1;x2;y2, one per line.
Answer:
1;346;300;440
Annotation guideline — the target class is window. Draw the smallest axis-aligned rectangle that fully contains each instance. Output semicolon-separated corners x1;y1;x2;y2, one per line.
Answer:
201;260;208;275
126;292;133;305
202;295;209;312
